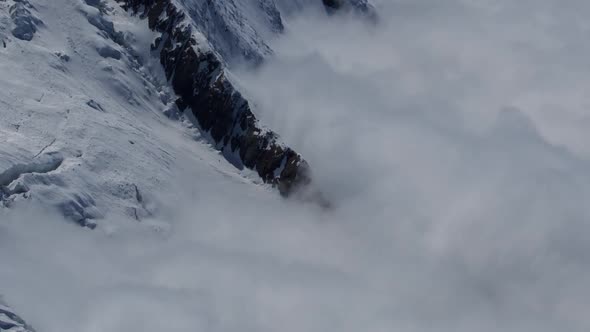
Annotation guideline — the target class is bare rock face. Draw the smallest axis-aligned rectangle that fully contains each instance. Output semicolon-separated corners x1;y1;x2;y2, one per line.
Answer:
118;0;313;197
322;0;344;10
0;300;36;332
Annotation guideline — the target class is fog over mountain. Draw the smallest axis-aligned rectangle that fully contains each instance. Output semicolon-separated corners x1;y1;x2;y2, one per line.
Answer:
2;0;590;331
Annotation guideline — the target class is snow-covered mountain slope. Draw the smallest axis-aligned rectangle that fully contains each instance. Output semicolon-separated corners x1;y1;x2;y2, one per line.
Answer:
1;0;319;320
172;0;283;63
0;0;274;227
160;0;374;64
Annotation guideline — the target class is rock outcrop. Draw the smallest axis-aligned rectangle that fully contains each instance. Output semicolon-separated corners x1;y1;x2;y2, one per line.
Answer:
118;0;313;197
9;0;43;41
0;300;36;332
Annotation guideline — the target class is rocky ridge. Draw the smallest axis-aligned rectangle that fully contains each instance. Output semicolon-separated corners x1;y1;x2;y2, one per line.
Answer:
119;0;317;197
0;0;371;224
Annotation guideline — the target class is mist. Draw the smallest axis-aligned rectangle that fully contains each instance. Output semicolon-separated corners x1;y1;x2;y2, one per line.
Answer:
3;0;590;331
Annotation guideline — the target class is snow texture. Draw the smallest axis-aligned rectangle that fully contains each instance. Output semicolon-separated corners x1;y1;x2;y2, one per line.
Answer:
0;0;267;225
0;299;35;332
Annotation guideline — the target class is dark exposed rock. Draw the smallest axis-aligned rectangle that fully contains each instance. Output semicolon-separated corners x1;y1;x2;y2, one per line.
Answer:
322;0;377;20
323;0;344;10
169;0;279;64
117;0;314;197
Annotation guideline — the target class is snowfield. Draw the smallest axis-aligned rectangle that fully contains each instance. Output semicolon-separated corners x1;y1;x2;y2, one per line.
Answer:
2;0;590;331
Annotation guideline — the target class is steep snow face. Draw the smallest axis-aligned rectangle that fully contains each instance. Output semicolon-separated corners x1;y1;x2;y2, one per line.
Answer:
168;0;375;64
321;0;374;14
0;0;271;226
173;0;283;63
